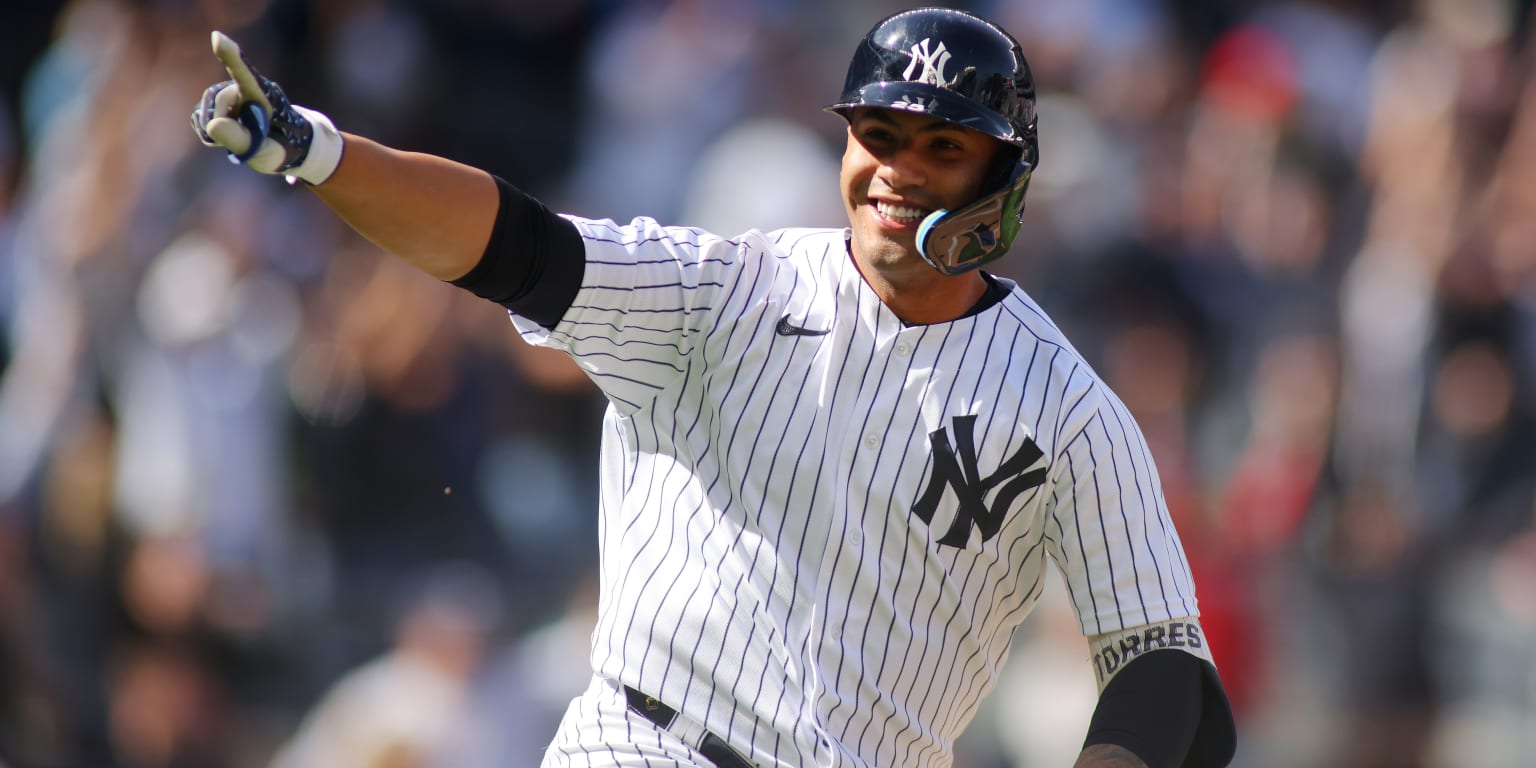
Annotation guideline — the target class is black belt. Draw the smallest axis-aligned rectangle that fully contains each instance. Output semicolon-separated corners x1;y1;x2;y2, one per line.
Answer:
623;685;754;768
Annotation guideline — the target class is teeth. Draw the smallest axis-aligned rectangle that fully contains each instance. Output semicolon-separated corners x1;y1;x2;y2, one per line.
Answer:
877;201;929;223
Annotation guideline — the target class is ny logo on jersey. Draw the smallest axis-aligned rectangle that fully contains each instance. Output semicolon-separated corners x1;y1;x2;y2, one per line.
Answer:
911;415;1048;548
902;38;951;86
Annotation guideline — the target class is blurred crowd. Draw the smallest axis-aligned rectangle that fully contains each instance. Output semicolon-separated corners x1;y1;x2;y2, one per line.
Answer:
1;0;1533;766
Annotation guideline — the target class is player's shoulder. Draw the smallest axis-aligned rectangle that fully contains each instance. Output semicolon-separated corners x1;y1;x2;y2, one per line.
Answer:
991;283;1151;450
740;226;848;257
755;225;846;243
716;226;849;279
987;275;1110;392
561;214;739;249
987;276;1080;354
561;216;842;261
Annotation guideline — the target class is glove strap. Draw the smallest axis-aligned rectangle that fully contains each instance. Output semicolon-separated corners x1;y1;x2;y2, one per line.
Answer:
283;106;344;186
232;101;271;163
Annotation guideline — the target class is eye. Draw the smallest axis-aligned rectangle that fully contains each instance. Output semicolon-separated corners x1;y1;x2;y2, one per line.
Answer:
859;126;896;144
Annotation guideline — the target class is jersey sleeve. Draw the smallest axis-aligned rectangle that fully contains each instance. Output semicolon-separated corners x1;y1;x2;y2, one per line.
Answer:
508;215;744;413
1044;374;1200;636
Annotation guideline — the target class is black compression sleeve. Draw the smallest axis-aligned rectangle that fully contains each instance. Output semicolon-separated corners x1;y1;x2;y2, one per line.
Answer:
449;175;585;329
1083;650;1236;768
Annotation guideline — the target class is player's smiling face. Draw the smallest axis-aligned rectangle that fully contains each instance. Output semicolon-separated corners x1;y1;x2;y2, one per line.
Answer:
841;107;1002;279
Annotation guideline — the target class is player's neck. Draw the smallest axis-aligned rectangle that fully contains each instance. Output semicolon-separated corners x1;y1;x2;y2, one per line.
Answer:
849;250;988;325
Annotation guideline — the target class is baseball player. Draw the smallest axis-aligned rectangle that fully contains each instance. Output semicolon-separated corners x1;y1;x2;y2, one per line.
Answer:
193;8;1236;768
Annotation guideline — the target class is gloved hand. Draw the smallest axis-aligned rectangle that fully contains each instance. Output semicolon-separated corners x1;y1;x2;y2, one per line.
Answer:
190;32;343;185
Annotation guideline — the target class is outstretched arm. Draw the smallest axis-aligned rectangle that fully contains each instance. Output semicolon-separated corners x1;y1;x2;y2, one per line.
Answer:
308;134;498;281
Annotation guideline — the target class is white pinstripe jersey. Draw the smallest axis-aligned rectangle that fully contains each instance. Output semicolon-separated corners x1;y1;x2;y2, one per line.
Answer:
512;216;1201;767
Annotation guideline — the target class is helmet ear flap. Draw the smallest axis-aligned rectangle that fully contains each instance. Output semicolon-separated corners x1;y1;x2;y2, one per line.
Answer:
982;143;1026;194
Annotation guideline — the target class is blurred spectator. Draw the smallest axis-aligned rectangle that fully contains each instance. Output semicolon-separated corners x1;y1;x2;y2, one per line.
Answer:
430;569;600;767
561;0;766;222
678;116;844;235
269;562;501;768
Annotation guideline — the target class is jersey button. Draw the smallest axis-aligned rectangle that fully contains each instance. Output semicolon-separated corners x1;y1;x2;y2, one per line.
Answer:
895;342;911;356
863;433;880;449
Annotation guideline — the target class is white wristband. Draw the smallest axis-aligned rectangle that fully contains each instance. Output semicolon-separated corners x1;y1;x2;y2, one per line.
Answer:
285;105;344;186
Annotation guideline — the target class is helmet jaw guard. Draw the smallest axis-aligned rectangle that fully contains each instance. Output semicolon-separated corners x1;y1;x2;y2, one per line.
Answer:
916;162;1032;276
829;7;1039;274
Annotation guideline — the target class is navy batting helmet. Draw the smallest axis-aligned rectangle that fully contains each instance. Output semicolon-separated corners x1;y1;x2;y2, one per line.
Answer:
828;7;1039;275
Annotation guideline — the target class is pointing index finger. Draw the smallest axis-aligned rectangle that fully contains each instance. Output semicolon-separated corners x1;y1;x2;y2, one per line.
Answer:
210;31;273;114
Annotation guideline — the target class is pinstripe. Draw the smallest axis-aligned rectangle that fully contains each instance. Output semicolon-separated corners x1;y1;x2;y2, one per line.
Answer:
587;280;729;292
755;274;854;749
929;319;1044;738
856;318;937;721
688;292;787;727
1101;399;1159;622
688;253;787;707
954;337;1050;671
786;265;884;761
825;277;888;683
586;259;734;273
1085;417;1127;624
513;218;1201;767
845;326;953;759
572;352;685;374
743;244;837;757
820;307;916;726
1060;438;1102;634
887;323;984;767
611;353;711;689
652;243;772;707
896;324;986;759
562;328;690;354
1109;394;1191;610
934;441;1043;737
715;262;806;737
632;380;721;688
568;304;708;316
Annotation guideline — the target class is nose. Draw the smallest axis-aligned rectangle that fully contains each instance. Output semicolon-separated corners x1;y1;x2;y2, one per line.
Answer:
877;145;927;189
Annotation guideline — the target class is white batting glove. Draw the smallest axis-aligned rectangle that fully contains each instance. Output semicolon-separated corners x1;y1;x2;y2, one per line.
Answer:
190;32;343;185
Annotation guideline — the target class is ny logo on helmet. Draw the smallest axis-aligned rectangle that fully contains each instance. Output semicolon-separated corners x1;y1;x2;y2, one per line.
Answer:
911;415;1048;548
903;38;950;86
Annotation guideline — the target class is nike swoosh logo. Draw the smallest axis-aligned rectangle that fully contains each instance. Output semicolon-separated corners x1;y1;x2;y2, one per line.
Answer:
775;314;830;337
